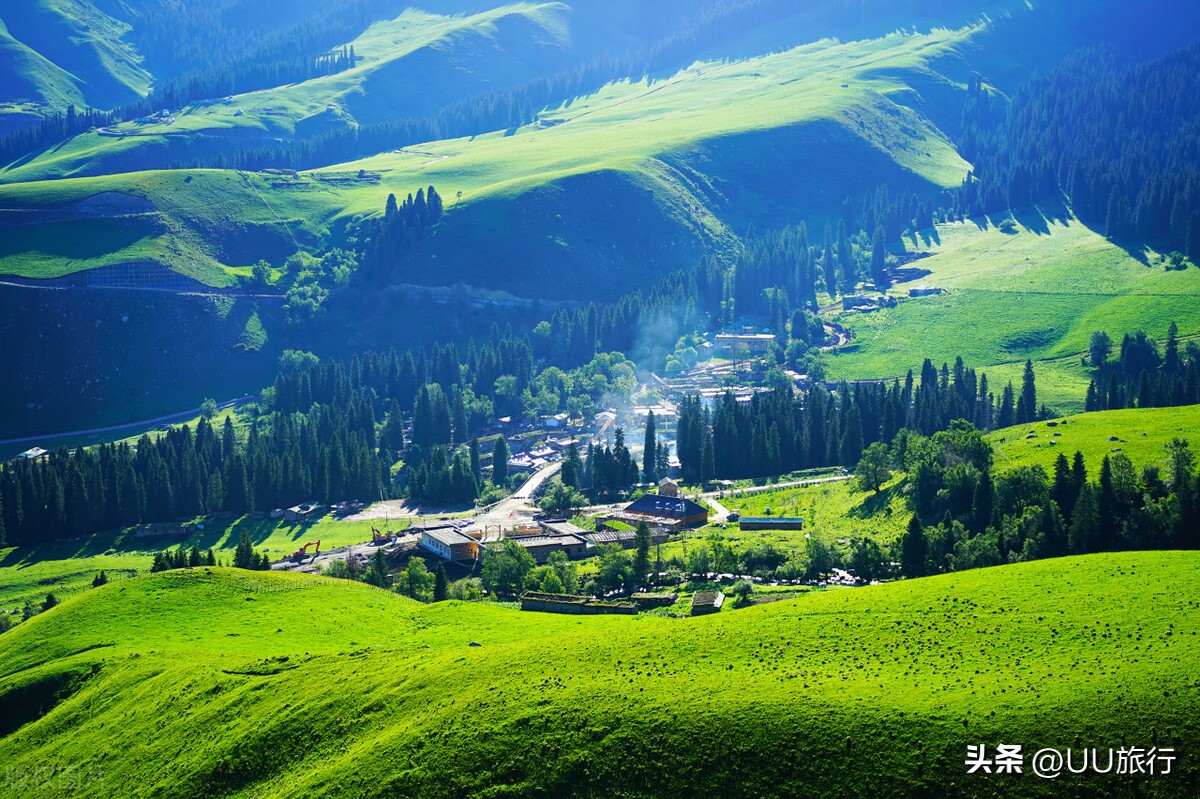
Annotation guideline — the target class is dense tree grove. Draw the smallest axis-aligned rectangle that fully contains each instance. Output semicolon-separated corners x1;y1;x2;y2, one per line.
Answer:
0;401;387;548
361;188;445;278
676;356;1036;482
894;427;1200;578
730;184;938;319
1085;324;1200;411
958;42;1200;258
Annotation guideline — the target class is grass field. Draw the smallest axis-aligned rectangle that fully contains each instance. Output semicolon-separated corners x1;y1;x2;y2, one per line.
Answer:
0;513;416;611
824;208;1200;413
988;404;1200;475
665;478;910;566
0;552;1196;797
0;1;149;113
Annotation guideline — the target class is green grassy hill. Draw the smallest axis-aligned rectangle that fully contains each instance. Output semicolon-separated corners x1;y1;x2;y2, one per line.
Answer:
988;404;1200;475
1;553;1197;797
824;209;1200;413
0;0;150;113
0;24;977;298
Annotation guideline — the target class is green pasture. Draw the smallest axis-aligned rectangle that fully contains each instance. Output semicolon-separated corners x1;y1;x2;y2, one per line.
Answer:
0;552;1195;797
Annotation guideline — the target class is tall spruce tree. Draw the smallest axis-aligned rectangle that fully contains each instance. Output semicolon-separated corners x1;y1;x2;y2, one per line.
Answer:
643;412;657;483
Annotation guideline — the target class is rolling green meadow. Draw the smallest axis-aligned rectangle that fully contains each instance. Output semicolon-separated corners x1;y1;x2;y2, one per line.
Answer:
3;1;1200;796
1;553;1197;798
0;515;413;610
0;22;978;294
988;405;1200;475
824;210;1200;413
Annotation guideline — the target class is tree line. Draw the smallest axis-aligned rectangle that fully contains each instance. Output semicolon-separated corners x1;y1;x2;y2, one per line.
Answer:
894;424;1199;579
675;356;1040;482
958;42;1200;259
0;395;388;548
1084;324;1200;411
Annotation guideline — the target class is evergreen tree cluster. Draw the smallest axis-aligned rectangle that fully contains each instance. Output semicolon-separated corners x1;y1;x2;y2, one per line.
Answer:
730;183;938;322
361;187;445;278
0;399;388;547
1084;324;1200;411
675;356;1037;482
957;42;1200;257
151;545;220;572
536;260;724;369
897;429;1200;578
580;430;640;495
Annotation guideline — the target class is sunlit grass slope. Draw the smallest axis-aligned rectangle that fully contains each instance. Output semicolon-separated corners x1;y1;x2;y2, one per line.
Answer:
0;24;976;296
0;0;149;112
988;404;1200;475
1;553;1197;798
0;4;581;184
825;208;1200;413
0;513;412;610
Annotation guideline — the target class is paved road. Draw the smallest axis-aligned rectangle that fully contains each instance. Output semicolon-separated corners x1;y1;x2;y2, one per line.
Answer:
347;461;564;544
474;462;562;538
0;396;255;450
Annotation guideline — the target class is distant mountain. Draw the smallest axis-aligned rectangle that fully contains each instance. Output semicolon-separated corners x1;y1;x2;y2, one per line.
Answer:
1;0;1199;437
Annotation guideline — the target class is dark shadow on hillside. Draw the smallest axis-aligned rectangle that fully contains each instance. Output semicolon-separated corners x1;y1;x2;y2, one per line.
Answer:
0;528;130;570
1011;201;1070;236
905;227;941;249
1105;236;1154;267
847;481;901;520
0;514;327;573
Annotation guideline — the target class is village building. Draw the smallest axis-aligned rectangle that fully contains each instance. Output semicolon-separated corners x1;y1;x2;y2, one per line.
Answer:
690;590;725;616
16;447;49;462
538;520;588;537
623;494;709;527
657;477;680;497
284;503;324;522
842;294;897;312
420;527;481;562
738;516;805;531
131;522;197;540
583;527;670;548
713;332;776;356
502;533;589;563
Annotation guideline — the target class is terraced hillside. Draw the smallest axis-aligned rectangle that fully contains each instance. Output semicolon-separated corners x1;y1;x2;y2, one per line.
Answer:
1;554;1197;798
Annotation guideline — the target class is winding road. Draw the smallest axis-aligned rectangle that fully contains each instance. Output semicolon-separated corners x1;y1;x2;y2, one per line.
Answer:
0;396;255;451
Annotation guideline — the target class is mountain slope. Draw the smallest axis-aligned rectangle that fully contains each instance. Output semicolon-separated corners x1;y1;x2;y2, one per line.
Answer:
988;404;1200;474
0;0;151;110
1;554;1197;797
0;25;977;299
825;209;1200;413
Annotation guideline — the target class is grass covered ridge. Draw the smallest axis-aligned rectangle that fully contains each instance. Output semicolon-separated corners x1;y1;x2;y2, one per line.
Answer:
1;553;1198;797
0;24;976;293
988;404;1200;475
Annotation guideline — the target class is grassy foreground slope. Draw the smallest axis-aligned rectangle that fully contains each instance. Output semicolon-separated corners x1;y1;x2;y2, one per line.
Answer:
1;554;1198;798
825;209;1200;413
988;404;1200;474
